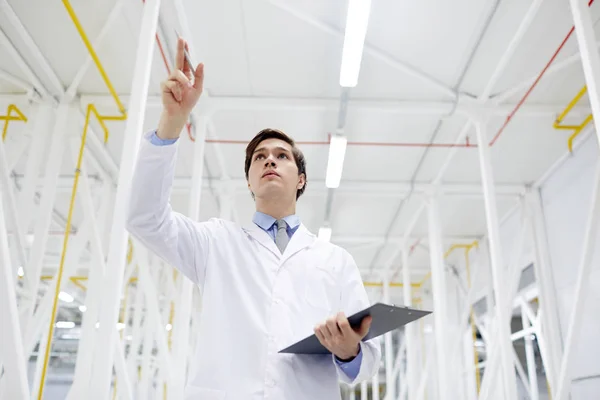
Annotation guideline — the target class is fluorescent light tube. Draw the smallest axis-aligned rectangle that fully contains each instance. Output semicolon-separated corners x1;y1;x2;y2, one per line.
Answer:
325;135;347;188
339;0;372;87
17;266;24;277
56;321;75;329
318;227;332;242
59;291;74;303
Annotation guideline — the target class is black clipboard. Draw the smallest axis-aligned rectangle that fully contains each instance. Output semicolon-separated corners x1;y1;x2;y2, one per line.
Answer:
278;302;431;354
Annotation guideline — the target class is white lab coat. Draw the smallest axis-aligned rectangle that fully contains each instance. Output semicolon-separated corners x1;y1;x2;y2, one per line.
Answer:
126;135;381;400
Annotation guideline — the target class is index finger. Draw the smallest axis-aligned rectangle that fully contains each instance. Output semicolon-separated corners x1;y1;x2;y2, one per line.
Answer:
175;38;185;71
336;312;353;336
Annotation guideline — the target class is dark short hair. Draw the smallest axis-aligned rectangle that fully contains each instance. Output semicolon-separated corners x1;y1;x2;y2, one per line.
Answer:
244;128;307;200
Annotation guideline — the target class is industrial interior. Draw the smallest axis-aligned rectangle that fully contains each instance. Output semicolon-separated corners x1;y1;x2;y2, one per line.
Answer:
1;0;599;399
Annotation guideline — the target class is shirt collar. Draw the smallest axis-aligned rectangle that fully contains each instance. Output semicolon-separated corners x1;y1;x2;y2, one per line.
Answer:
253;211;300;230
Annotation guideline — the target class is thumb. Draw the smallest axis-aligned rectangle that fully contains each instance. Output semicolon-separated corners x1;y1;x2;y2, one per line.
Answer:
356;315;372;338
193;63;204;92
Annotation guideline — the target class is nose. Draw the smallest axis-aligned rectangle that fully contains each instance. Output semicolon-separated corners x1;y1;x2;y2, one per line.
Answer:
264;155;276;167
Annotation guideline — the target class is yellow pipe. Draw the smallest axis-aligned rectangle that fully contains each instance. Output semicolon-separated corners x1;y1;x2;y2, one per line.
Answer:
363;281;421;288
555;86;587;124
37;104;93;400
69;277;87;292
2;104;28;141
553;86;593;152
62;0;126;115
567;114;593;152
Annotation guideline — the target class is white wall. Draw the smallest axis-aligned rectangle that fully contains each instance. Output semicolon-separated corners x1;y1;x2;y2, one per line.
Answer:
539;134;600;399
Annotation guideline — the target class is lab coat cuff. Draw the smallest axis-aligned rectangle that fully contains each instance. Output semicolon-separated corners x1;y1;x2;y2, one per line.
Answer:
333;343;363;381
149;130;179;146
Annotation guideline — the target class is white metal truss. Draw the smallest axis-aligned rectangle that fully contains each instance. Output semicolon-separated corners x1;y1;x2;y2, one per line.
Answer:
1;1;599;399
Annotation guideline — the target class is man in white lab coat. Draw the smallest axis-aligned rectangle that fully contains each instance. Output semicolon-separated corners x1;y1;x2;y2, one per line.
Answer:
126;39;381;400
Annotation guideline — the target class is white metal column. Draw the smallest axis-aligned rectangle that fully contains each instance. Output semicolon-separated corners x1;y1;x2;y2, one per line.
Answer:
402;242;417;400
427;195;451;399
521;303;539;400
90;0;161;396
528;190;563;392
570;0;600;148
382;272;395;400
554;161;600;399
171;116;208;398
0;176;30;400
473;118;518;400
21;103;70;335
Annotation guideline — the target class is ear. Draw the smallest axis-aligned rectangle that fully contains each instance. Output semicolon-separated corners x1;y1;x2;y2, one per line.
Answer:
297;173;306;189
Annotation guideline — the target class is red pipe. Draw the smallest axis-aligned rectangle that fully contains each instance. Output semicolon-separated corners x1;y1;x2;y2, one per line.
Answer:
204;138;476;148
489;0;595;146
144;0;195;142
146;1;594;149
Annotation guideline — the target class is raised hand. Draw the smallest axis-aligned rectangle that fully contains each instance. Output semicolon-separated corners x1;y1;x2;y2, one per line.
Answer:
157;38;204;139
314;312;372;361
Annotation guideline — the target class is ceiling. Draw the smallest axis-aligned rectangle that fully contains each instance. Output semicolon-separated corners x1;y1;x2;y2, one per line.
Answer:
1;0;599;293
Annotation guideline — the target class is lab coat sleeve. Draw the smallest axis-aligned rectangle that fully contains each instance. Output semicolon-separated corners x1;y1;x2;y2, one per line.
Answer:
126;132;221;287
334;250;382;385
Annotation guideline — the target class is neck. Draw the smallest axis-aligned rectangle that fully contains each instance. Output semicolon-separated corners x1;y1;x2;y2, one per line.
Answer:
255;196;296;220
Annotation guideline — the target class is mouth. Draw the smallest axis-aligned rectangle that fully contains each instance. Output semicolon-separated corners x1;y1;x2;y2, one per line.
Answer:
262;171;280;178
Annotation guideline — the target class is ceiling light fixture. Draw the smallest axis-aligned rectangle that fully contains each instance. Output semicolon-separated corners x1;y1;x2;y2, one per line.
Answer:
325;135;347;188
339;0;372;87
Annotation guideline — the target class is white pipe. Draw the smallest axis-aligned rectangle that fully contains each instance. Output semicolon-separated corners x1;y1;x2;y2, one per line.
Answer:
90;0;161;396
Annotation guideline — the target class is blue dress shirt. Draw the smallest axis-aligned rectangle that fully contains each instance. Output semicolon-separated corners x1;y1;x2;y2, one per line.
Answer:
149;131;363;380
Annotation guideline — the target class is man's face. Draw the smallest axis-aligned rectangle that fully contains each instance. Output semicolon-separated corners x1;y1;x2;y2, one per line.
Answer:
248;138;305;200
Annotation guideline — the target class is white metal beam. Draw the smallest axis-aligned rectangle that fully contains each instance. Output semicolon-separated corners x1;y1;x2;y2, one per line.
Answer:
473;118;517;400
79;93;592;117
427;195;453;399
20;104;70;334
90;0;161;396
170;117;207;398
570;0;600;149
0;176;30;400
64;0;126;101
0;0;64;98
554;161;600;399
267;0;457;99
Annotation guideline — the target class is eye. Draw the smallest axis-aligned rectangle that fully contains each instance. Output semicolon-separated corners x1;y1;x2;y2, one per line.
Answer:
278;153;288;159
254;154;265;161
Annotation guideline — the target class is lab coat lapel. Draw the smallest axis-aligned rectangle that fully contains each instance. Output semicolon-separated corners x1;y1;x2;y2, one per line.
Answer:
243;223;280;258
280;224;315;264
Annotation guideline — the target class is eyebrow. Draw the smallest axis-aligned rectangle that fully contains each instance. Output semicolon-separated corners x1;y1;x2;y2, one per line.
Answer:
253;146;291;155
